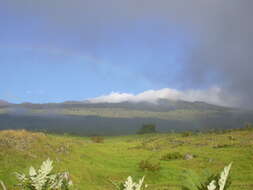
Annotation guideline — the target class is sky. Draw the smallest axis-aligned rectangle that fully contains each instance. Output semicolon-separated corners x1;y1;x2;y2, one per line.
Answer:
0;0;253;108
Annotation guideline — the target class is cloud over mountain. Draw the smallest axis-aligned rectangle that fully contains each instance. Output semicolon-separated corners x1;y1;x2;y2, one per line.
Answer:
87;87;240;107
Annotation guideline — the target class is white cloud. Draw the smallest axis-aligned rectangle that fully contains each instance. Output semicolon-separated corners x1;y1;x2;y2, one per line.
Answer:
87;87;240;107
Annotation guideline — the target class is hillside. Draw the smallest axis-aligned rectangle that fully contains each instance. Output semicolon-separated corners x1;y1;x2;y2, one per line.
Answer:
0;129;253;189
0;100;253;135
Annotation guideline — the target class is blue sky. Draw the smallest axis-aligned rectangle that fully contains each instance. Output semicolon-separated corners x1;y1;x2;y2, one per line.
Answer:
0;0;252;107
0;0;188;103
0;34;185;103
0;47;168;102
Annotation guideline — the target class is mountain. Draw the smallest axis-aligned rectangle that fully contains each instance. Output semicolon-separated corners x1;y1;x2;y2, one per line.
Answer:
0;100;10;107
20;98;231;111
0;99;252;135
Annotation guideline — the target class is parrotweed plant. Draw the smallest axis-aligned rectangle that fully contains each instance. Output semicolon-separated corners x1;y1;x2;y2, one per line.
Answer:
183;163;232;190
0;180;7;190
206;163;232;190
112;176;148;190
15;159;73;190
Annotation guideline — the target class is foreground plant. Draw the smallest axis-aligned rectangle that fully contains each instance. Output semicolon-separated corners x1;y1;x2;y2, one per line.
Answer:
1;160;232;190
182;163;232;190
15;159;73;190
207;163;232;190
0;180;7;190
112;176;147;190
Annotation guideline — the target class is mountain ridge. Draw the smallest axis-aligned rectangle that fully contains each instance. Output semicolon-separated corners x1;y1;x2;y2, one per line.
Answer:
0;98;251;135
1;98;234;111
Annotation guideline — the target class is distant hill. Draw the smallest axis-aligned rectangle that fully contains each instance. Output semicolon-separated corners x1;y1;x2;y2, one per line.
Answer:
0;99;252;135
0;100;10;107
14;99;232;111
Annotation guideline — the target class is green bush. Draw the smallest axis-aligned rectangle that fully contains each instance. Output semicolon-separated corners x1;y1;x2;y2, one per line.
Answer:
181;131;193;137
137;124;157;134
160;152;184;161
91;136;104;143
213;144;232;149
138;159;161;172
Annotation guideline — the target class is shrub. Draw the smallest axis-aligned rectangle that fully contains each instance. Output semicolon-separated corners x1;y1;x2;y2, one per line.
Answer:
160;152;184;161
138;159;160;172
15;159;73;190
137;124;157;134
181;131;193;137
0;130;45;151
91;136;104;143
228;136;235;141
213;144;232;149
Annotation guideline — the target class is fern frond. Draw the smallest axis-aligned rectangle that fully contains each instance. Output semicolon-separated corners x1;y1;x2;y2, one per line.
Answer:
218;163;232;190
207;180;216;190
0;180;7;190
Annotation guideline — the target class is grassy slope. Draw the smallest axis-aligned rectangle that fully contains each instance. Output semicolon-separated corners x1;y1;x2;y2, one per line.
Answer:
0;130;253;190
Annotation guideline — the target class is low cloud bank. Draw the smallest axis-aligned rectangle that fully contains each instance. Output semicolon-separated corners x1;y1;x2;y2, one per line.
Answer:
87;87;240;108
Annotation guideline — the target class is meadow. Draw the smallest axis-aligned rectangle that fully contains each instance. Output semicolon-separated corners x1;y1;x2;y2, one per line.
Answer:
0;129;253;190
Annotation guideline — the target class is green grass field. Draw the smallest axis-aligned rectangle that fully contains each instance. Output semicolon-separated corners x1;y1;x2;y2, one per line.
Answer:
0;129;253;189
